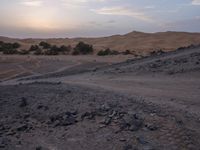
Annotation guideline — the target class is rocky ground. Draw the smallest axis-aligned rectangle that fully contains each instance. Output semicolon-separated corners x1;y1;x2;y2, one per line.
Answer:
0;47;200;150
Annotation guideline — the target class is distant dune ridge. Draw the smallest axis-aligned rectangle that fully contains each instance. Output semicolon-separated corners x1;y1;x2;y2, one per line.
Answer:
1;31;200;54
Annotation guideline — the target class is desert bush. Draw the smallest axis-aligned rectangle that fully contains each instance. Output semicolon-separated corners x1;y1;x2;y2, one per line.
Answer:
97;48;119;56
122;50;132;55
73;42;93;55
44;45;59;55
150;49;165;56
39;41;51;49
0;41;3;51
97;49;111;56
59;45;71;54
3;49;18;54
0;41;4;46
12;42;21;49
29;45;40;51
0;42;19;54
34;48;43;55
2;43;14;50
18;50;29;55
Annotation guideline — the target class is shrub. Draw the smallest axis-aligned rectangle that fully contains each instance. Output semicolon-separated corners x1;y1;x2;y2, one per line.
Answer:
34;48;43;55
0;41;4;46
1;42;19;54
150;49;165;56
29;45;39;51
122;50;132;55
0;41;3;51
39;41;51;49
18;50;29;55
73;42;93;55
2;43;14;50
97;49;111;56
3;49;18;54
59;45;71;54
97;48;119;56
12;42;21;49
44;45;59;55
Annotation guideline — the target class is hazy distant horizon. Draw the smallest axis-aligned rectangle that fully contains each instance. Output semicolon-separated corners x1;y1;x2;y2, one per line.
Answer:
1;30;200;39
0;0;200;38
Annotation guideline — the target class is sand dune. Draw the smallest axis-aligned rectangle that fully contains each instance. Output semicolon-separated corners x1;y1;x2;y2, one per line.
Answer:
1;31;200;53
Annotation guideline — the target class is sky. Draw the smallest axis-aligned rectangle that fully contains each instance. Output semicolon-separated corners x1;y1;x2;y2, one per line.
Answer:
0;0;200;38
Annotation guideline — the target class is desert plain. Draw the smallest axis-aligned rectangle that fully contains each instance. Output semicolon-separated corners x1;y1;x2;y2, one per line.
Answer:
0;38;200;150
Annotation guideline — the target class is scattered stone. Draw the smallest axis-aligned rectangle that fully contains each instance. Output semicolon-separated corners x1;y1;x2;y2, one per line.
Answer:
23;113;30;119
143;145;155;150
145;123;158;131
81;111;96;120
6;130;16;136
101;116;112;125
16;124;28;132
61;115;77;126
98;124;106;128
37;105;49;110
137;136;148;145
119;138;126;142
92;68;98;72
36;146;42;150
100;103;111;112
121;114;143;131
50;111;78;127
149;63;157;68
19;97;28;107
0;138;9;148
108;110;117;118
123;144;133;150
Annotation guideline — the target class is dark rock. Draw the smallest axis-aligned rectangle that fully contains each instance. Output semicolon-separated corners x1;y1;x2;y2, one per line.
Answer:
36;146;42;150
92;67;98;72
81;111;96;120
23;113;30;119
121;114;143;131
123;144;133;150
0;138;9;148
119;138;126;142
19;97;28;107
6;130;16;136
16;124;28;132
0;145;5;148
101;116;112;125
149;63;157;68
37;105;49;110
137;136;148;145
50;111;78;127
145;123;158;131
61;115;77;126
100;103;111;112
108;110;117;118
143;146;155;150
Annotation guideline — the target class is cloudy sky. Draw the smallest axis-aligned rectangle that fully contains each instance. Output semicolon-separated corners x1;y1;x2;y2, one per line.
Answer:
0;0;200;38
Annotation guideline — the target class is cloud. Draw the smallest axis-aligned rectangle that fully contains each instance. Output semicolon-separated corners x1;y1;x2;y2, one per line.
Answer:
20;0;43;7
61;0;107;6
191;0;200;5
91;7;153;22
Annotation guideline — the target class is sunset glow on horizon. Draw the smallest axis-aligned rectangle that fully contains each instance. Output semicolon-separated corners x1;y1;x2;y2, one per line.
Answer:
0;0;200;38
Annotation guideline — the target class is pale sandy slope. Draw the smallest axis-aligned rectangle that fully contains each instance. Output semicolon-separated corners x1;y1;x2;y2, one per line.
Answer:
1;31;200;53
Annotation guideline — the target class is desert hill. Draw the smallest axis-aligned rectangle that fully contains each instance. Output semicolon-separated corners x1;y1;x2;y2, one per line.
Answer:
1;31;200;53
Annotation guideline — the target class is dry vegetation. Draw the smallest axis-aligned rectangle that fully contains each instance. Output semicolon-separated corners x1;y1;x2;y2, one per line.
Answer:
1;31;200;55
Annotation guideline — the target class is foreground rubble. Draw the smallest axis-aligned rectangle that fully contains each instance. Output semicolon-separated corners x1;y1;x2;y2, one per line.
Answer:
0;83;199;150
